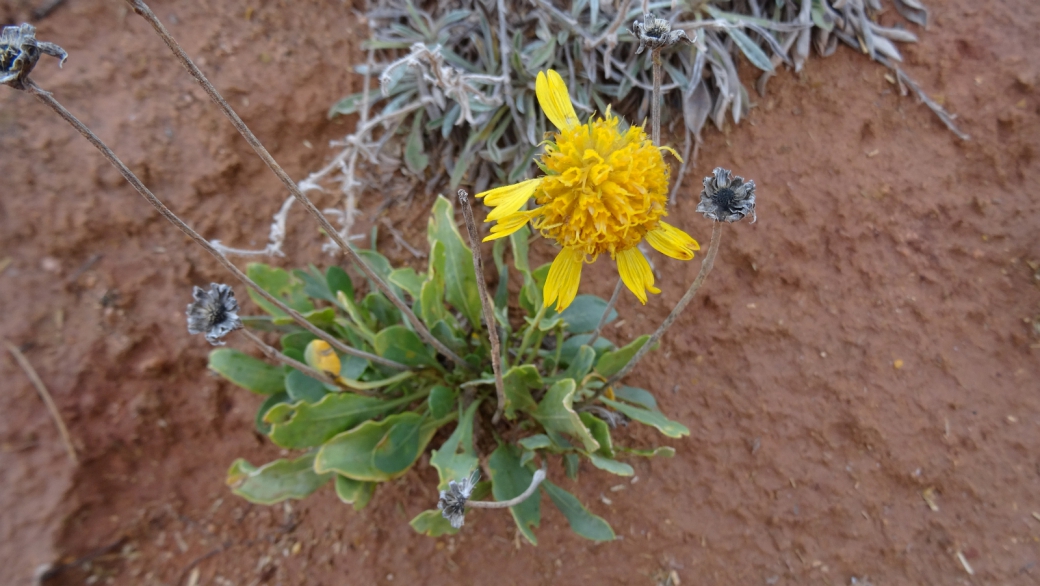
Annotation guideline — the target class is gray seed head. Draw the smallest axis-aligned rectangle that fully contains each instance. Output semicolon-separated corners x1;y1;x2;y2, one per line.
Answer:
186;283;243;345
696;167;757;223
631;13;691;54
1;23;67;90
437;469;479;529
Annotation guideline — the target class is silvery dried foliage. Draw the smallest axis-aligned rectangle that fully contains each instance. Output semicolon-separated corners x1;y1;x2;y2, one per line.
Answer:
1;23;66;90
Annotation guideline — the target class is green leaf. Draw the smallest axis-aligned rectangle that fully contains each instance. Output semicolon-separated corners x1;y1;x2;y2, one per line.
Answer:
428;386;457;420
531;379;599;453
427;196;482;327
272;307;336;328
564;452;580;480
410;509;459;537
255;391;289;435
285;369;328;403
328;91;381;118
362;291;401;328
326;266;355;301
208;348;286;395
811;0;835;31
389;267;425;299
579;412;613;458
357;249;404;300
518;434;552;451
542;480;615;541
613;386;659;411
488;443;540;545
557;295;617;333
419;266;448;327
404;112;430;174
560;345;595;381
226;453;331;505
728;28;775;73
334;475;375;510
280;331;318;352
595;335;650;378
340;353;368;380
430;400;480;489
315;412;443;481
373;325;438;368
559;334;614;366
501;365;542;419
294;266;336;303
619;446;676;458
587;453;634;476
265;391;422;449
492;238;509;310
246;263;314;316
601;398;690;438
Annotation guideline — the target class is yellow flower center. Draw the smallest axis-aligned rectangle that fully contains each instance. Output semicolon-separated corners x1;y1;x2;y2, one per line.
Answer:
532;112;670;259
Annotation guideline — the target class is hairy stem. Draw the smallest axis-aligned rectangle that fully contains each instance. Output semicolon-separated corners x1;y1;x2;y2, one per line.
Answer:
467;469;546;509
604;221;722;387
457;189;507;425
587;278;623;346
125;0;473;372
651;47;663;147
24;80;407;371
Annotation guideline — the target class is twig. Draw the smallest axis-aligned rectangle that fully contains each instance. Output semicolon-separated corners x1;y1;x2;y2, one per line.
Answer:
651;47;663;146
378;217;426;259
604;221;722;388
22;80;407;372
125;0;473;372
239;329;336;386
587;278;623;346
5;342;77;464
467;469;546;509
457;189;507;425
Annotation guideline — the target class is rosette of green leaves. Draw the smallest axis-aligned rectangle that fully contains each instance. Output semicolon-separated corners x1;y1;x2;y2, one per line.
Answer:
211;196;688;542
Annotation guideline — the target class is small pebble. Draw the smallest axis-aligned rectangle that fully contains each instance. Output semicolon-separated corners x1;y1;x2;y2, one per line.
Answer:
893;359;904;370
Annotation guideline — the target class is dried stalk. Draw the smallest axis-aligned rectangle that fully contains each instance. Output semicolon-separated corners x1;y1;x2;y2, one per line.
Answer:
6;342;78;464
239;329;336;387
587;279;623;347
125;0;473;372
457;189;507;424
467;469;546;508
604;221;723;388
22;80;408;372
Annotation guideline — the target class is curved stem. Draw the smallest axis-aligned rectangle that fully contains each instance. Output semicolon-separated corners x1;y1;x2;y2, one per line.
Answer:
125;0;473;373
24;80;408;372
587;278;623;346
457;189;507;425
467;469;546;509
603;221;723;388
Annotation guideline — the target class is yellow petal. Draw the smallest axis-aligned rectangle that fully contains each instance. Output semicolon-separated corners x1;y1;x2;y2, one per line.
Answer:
304;339;341;376
536;70;579;131
483;208;542;242
646;221;700;260
660;145;683;163
616;247;660;305
478;178;542;222
543;247;585;311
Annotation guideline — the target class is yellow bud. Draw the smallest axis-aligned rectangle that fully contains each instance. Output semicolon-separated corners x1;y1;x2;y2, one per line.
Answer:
305;339;341;376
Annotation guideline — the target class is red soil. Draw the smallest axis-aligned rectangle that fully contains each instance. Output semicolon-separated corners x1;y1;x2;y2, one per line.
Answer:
2;0;1038;584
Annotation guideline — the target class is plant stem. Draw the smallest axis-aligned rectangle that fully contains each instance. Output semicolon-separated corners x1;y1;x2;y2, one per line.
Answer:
125;0;473;373
514;304;547;368
467;469;546;509
6;342;78;464
240;329;337;387
457;189;507;425
23;80;407;372
587;278;623;346
651;47;663;147
604;221;722;388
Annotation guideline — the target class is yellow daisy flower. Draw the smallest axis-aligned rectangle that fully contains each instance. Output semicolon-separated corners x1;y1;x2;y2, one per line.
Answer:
476;69;699;311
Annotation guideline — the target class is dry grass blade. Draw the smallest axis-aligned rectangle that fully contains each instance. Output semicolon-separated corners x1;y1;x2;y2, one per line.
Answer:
6;342;78;464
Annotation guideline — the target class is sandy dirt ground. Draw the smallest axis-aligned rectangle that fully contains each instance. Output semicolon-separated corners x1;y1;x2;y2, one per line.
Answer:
2;0;1039;584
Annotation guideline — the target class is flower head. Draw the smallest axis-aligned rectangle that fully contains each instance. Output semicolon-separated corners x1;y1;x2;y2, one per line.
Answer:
186;283;243;345
477;70;699;311
631;13;691;54
1;24;66;90
437;469;480;529
696;168;757;223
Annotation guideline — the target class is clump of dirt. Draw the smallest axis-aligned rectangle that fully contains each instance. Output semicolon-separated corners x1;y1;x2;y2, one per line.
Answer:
1;0;1039;584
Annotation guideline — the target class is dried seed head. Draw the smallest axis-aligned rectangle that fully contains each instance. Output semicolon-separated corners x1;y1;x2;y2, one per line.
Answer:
631;13;691;54
1;24;67;90
186;283;243;345
696;168;757;223
437;469;479;529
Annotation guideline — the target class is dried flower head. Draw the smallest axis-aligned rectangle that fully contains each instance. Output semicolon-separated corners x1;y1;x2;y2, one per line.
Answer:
631;13;691;54
1;24;67;90
477;70;699;311
186;283;243;345
696;168;757;223
437;468;480;529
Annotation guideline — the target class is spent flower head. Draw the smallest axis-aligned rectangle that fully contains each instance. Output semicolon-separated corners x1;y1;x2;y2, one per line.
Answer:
437;468;480;529
631;13;691;54
1;23;67;90
476;70;699;311
696;168;757;223
186;283;243;345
